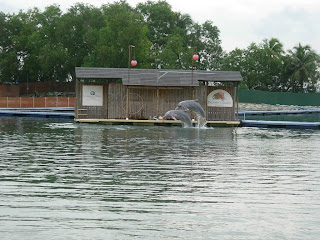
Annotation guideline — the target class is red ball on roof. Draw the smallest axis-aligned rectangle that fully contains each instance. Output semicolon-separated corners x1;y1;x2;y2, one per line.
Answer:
131;59;137;66
192;54;199;61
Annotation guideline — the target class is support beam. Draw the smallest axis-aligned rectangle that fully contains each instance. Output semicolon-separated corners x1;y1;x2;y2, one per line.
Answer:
126;86;129;119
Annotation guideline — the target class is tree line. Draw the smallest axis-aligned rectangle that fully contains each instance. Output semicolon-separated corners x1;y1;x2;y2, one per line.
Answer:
0;0;319;93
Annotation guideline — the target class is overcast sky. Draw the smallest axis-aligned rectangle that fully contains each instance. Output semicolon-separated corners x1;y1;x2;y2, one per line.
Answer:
1;0;320;53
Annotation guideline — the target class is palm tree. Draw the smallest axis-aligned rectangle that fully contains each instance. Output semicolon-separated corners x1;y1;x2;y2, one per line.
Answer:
285;43;320;93
262;38;284;91
263;38;284;57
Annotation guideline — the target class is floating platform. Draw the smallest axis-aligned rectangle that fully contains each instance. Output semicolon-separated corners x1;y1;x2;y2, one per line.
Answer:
0;108;74;119
238;109;320;129
241;120;320;130
76;118;320;129
239;109;320;116
75;118;241;127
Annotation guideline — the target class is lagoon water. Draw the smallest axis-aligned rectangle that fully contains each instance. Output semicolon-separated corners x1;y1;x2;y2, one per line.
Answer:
0;117;320;240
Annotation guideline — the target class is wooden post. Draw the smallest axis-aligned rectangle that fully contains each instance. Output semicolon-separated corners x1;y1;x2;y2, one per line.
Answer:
127;45;135;119
105;83;108;118
191;47;196;85
75;79;79;119
156;88;159;116
236;82;239;121
126;86;129;119
205;82;208;120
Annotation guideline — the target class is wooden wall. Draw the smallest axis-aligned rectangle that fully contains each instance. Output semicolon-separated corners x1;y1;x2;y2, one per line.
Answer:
76;82;237;121
207;86;236;121
76;83;108;119
109;84;195;119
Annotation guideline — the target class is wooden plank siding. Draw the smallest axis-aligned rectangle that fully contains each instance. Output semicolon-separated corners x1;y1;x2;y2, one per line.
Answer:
207;86;235;121
107;82;126;119
76;83;108;119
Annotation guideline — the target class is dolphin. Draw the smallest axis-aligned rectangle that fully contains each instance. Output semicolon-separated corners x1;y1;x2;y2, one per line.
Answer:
163;110;192;127
175;100;206;120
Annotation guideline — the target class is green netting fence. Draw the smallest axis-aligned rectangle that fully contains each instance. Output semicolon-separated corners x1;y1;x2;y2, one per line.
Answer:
239;89;320;106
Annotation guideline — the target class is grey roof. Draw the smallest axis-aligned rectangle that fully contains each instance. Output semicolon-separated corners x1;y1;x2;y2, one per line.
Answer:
75;67;243;86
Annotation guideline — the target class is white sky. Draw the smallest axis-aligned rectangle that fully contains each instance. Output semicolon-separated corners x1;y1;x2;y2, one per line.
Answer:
1;0;320;53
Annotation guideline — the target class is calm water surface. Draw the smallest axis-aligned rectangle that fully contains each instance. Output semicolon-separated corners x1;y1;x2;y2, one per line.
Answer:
0;117;319;240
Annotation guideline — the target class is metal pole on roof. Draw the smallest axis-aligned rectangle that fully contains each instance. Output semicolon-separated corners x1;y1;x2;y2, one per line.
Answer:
191;47;198;99
127;45;135;119
128;45;135;83
192;47;195;85
236;82;239;121
27;74;29;95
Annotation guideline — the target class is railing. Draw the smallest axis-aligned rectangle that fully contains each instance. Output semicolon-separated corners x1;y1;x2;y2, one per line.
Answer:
0;97;75;108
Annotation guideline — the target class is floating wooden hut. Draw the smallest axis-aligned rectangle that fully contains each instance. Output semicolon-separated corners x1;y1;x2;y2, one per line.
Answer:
75;67;243;125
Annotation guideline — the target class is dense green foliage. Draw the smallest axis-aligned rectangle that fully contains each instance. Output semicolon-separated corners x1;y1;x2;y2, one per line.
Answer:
0;0;319;93
221;39;320;92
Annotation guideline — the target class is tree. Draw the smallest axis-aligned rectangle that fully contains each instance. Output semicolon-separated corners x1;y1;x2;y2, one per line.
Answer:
260;38;285;91
0;9;41;83
137;0;178;48
159;34;188;69
3;1;318;94
137;0;190;68
191;21;223;70
0;12;17;83
221;38;286;91
0;1;225;84
34;5;71;84
221;48;246;87
59;3;105;80
284;43;320;93
84;1;151;68
137;1;223;70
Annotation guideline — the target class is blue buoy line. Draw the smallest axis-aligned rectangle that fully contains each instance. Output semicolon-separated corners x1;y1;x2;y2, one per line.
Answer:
239;109;320;129
241;120;320;130
0;108;74;119
239;109;320;118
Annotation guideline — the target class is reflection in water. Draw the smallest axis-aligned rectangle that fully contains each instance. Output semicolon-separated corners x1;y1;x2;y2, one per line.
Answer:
0;117;320;240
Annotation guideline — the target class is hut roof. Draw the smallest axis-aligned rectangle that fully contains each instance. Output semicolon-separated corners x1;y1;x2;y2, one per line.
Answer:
75;67;243;86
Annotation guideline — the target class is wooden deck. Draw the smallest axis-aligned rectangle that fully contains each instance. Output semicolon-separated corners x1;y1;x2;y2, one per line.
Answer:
75;118;241;127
